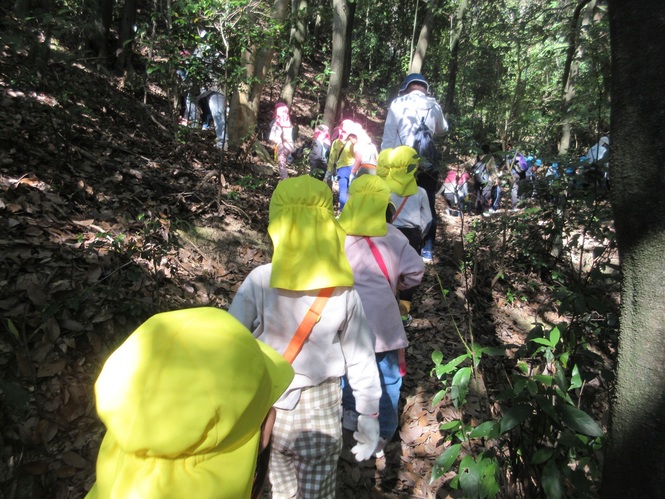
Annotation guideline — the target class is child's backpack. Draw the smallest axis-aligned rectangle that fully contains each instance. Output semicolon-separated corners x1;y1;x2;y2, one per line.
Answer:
473;159;490;185
412;113;439;171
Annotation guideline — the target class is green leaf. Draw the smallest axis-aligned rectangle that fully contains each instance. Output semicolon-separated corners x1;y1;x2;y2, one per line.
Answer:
480;460;500;498
469;421;499;439
534;374;553;386
534;394;560;423
569;364;582;391
549;326;561;347
542;459;564;499
500;405;532;434
431;443;461;481
517;361;529;374
6;319;19;340
432;350;444;365
532;447;555;465
553;365;568;391
557;405;604;437
440;419;461;431
432;389;447;407
526;379;539;395
531;337;552;347
458;455;481;497
478;346;506;356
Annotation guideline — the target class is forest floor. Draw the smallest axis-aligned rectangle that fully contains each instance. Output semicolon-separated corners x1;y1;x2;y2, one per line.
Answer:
0;45;605;498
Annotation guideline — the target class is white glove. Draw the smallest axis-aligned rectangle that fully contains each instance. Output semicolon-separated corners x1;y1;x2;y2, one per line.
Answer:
351;414;380;461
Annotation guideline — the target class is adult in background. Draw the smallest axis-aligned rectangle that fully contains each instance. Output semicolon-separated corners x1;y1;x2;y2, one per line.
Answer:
198;90;227;149
268;103;297;180
229;176;381;498
381;73;448;263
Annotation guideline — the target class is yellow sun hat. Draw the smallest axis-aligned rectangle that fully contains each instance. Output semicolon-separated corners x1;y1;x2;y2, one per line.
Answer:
268;175;354;290
376;145;419;197
338;175;391;237
87;307;294;499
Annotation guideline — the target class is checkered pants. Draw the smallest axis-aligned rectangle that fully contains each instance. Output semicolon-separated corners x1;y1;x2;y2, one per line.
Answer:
269;378;343;499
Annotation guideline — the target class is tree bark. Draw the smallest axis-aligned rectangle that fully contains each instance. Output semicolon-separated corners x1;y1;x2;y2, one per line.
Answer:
341;0;355;90
601;0;665;496
443;0;466;116
115;0;138;72
409;0;439;75
228;0;290;148
558;0;593;155
281;0;308;106
323;0;348;129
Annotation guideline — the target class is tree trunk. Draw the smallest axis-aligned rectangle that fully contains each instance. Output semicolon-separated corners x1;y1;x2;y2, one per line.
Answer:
341;0;355;90
228;0;290;148
558;0;593;155
443;0;466;116
601;0;665;496
116;0;138;72
323;0;348;129
409;0;439;75
281;0;308;106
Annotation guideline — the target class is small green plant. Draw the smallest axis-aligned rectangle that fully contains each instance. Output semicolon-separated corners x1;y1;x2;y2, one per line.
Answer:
238;175;263;190
431;323;605;498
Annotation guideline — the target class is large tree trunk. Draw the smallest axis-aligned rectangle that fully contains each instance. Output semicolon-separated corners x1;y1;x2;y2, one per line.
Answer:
409;0;439;75
281;0;308;106
601;0;665;496
443;0;466;116
228;0;290;148
558;0;593;155
322;0;348;129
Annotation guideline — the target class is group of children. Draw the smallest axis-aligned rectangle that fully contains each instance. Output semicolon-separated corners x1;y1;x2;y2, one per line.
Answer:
87;148;436;498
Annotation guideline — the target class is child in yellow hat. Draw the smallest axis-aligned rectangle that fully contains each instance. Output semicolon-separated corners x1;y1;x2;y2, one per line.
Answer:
86;307;294;499
229;175;382;498
376;146;433;323
338;175;424;457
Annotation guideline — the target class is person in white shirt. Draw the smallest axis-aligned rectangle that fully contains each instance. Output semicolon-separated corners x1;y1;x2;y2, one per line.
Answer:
229;175;381;499
381;73;448;262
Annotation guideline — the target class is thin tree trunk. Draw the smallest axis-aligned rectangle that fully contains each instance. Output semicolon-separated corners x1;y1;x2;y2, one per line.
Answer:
116;0;138;72
341;0;355;90
558;0;593;155
602;0;665;496
281;0;308;106
443;0;466;116
409;0;439;75
323;0;348;129
228;0;290;148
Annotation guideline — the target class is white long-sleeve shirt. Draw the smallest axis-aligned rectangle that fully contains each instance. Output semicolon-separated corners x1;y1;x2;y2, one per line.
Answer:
228;263;381;414
390;187;433;236
345;225;424;353
381;90;448;150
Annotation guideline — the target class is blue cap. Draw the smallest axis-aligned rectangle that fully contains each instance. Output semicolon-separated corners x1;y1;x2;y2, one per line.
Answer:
399;73;429;93
535;159;542;167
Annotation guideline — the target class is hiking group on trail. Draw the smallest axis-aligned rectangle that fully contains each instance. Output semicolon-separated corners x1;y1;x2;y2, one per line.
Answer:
86;72;611;498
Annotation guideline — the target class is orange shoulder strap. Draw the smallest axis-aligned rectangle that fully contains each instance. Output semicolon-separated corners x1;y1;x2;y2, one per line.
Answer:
393;195;410;221
282;287;335;364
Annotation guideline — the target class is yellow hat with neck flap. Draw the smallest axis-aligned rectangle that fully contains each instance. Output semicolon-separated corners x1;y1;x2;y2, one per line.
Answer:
376;145;419;197
268;176;354;291
87;307;294;499
338;175;391;237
